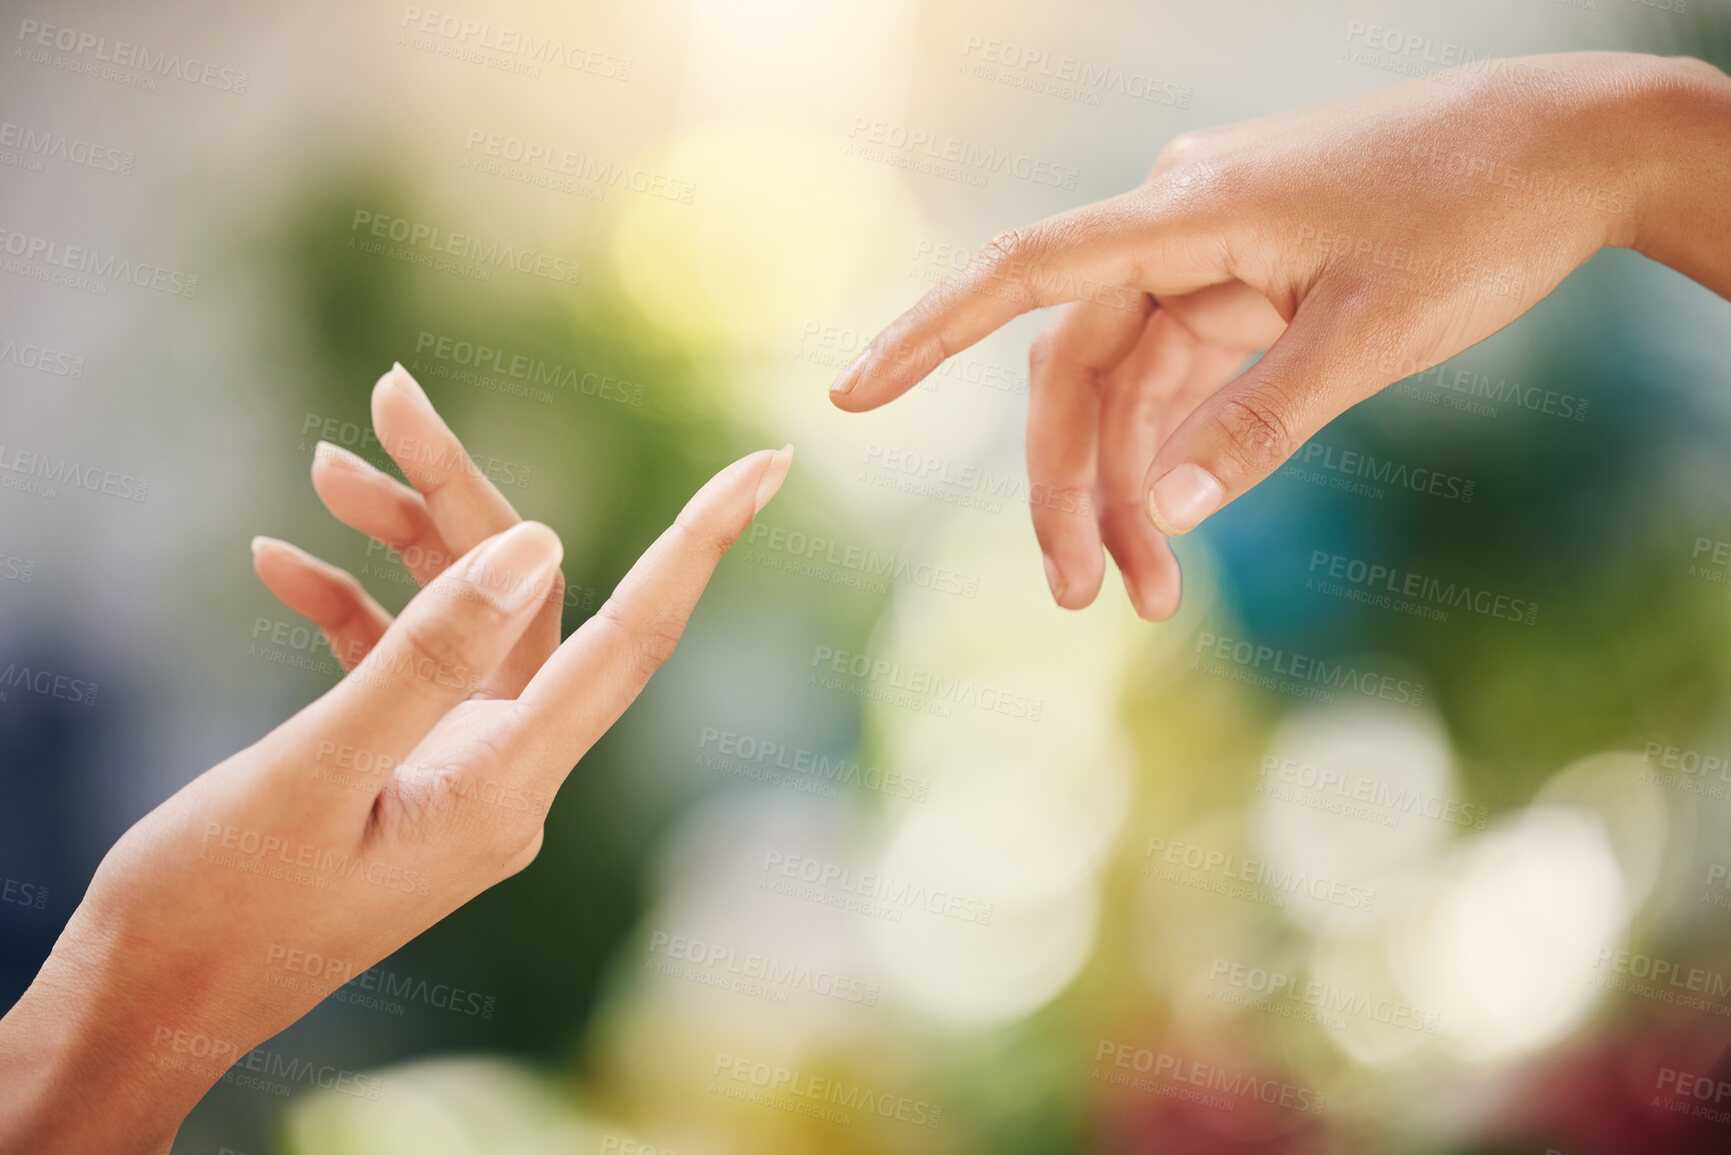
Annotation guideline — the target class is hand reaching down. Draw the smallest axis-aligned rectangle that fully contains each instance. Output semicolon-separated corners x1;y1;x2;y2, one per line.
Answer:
830;52;1731;620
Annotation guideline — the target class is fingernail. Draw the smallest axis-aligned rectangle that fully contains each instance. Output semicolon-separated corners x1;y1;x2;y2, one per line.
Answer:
1148;464;1224;535
1042;554;1066;605
461;521;564;614
387;361;433;411
250;535;276;560
830;350;868;396
313;440;375;471
753;445;794;514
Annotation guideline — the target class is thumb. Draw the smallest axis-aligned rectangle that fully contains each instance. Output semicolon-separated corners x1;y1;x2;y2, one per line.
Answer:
1143;287;1394;536
293;521;565;760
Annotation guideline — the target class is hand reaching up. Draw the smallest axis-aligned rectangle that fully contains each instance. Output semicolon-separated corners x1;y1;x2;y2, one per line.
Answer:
0;364;793;1154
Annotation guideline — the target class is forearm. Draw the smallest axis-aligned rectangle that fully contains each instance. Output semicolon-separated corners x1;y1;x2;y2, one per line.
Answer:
0;923;226;1154
1625;55;1731;299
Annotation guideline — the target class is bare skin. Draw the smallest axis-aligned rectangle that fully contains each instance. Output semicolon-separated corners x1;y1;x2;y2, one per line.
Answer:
0;365;791;1153
830;52;1731;620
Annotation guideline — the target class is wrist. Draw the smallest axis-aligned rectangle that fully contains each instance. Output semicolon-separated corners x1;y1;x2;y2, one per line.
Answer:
1616;55;1731;274
0;909;240;1153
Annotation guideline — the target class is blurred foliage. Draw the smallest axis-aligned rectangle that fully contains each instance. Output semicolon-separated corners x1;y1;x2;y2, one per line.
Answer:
260;167;767;1064
1208;253;1731;817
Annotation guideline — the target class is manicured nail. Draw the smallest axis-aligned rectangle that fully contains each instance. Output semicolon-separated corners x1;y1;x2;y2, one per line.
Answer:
313;440;375;472
1148;464;1224;535
251;535;315;566
1042;554;1066;605
461;521;564;614
753;445;794;514
830;350;868;395
387;361;433;411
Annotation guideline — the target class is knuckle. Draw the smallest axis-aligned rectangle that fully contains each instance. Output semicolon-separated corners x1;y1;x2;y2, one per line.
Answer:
471;809;544;877
1030;482;1096;526
495;826;544;879
972;228;1043;309
597;599;685;680
673;505;742;564
874;327;930;375
977;227;1030;268
1212;388;1297;473
390;610;479;692
374;760;469;843
1151;131;1207;177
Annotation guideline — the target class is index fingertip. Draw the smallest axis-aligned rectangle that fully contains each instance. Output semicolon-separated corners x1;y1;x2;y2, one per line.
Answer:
829;349;868;403
753;445;793;514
